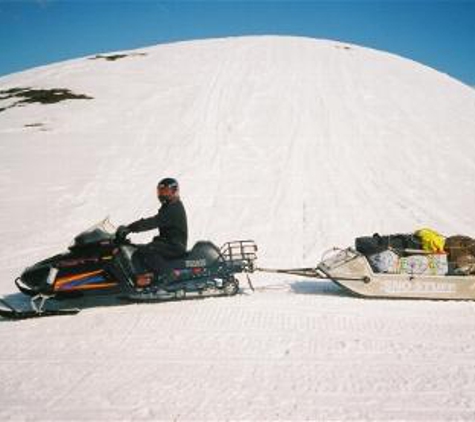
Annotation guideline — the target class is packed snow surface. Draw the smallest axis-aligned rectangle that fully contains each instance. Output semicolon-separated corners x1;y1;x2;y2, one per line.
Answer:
1;36;475;420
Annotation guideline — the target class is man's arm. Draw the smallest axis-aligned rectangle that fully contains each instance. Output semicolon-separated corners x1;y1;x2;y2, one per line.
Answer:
128;215;159;233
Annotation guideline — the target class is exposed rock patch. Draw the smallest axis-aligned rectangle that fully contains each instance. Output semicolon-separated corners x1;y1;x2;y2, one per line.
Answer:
90;52;147;61
0;87;93;112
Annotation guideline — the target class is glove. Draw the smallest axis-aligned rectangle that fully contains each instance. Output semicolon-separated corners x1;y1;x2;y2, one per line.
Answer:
116;225;131;241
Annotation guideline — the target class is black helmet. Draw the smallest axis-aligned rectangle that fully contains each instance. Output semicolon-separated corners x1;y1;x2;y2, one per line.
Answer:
157;177;179;204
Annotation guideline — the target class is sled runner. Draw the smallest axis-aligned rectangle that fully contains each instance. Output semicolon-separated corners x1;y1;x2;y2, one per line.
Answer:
0;219;257;320
259;248;475;300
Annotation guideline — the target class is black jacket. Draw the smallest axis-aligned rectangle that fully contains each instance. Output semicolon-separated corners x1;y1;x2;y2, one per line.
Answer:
127;200;188;253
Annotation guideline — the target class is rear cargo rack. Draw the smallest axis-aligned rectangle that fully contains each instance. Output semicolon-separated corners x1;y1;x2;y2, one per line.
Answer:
220;240;258;270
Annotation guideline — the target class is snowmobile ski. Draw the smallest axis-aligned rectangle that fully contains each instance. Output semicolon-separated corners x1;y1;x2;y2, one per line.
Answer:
0;297;80;320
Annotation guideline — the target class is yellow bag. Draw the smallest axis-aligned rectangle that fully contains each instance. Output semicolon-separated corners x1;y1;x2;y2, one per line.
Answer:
415;228;445;253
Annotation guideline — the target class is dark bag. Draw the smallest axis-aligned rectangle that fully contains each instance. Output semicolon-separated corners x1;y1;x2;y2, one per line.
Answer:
355;235;386;255
355;233;422;256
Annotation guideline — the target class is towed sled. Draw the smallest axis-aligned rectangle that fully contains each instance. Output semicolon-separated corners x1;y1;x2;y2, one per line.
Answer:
0;220;257;320
260;247;475;301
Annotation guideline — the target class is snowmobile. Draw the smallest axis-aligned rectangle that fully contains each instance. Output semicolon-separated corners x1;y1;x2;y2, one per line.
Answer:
0;219;257;319
259;246;475;301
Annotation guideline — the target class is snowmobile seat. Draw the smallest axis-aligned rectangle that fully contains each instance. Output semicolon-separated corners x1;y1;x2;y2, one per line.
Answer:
164;241;222;270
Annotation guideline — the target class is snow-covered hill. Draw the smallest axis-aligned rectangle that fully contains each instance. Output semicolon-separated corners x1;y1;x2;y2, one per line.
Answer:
1;36;475;420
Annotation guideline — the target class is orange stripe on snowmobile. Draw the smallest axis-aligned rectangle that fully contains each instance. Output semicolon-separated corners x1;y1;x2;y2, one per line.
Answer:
54;270;118;291
55;270;104;286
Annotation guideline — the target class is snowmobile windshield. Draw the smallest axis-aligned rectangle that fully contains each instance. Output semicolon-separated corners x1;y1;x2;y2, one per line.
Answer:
71;218;116;248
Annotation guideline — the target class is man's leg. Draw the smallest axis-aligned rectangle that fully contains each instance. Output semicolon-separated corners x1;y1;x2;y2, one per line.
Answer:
132;244;170;287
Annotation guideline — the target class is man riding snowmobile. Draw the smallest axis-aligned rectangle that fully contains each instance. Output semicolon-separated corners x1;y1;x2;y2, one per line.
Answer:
115;177;188;287
0;177;259;319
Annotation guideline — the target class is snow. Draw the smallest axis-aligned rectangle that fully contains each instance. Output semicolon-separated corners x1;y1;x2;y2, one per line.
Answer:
1;35;475;420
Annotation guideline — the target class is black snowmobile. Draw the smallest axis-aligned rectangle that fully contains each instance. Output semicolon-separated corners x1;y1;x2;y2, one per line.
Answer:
0;219;257;320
